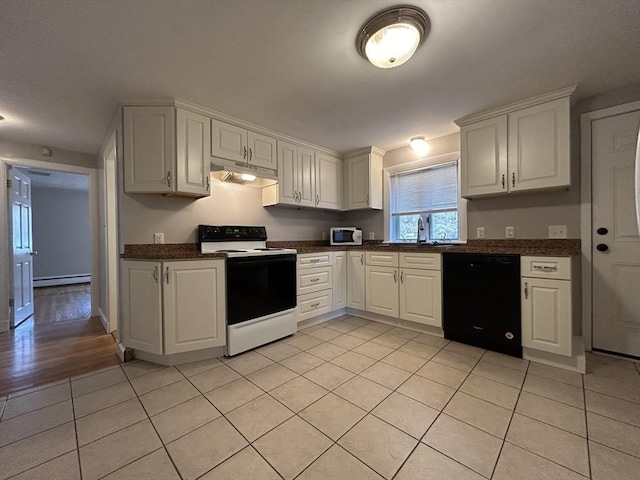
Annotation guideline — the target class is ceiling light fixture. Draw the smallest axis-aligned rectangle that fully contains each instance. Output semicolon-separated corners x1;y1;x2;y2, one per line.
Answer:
356;5;430;69
410;136;430;155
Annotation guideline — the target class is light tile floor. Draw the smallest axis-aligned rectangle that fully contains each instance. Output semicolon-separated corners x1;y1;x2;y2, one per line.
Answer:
1;315;639;480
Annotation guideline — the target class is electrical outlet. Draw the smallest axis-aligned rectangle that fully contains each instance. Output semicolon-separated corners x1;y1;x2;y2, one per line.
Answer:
505;226;515;238
476;227;485;239
153;233;165;244
321;231;327;241
548;225;567;238
369;232;375;240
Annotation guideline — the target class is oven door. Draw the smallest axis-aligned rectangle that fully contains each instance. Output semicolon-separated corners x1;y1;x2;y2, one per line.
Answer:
226;254;297;326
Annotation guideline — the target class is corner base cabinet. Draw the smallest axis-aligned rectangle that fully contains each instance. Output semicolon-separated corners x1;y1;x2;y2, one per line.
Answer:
122;259;226;355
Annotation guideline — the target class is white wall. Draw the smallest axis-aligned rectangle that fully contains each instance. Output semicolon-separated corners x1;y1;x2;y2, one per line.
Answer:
0;139;97;169
120;179;345;245
31;186;91;278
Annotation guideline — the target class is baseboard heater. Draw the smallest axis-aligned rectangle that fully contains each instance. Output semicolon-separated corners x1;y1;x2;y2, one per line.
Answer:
34;274;91;287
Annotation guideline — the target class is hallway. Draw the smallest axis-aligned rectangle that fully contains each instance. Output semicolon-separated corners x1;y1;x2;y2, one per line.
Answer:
0;284;120;396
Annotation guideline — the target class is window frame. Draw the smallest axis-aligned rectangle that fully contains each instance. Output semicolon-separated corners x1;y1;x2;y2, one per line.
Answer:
383;152;467;244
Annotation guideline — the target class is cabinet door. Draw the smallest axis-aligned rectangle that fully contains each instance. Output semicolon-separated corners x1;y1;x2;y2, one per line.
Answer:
521;278;571;356
400;268;442;327
508;97;570;192
248;131;277;170
275;141;298;205
298;146;316;206
460;116;507;198
345;153;371;209
211;119;247;162
176;109;211;197
124;106;175;193
315;153;343;210
333;251;347;310
121;261;163;354
347;251;366;309
163;260;226;354
365;266;399;317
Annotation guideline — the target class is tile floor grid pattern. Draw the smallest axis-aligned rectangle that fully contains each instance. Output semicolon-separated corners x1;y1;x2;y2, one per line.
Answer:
0;316;638;480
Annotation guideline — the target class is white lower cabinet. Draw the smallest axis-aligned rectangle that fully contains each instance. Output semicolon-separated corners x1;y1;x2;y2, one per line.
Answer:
347;251;366;309
297;253;335;323
521;256;572;356
365;265;399;317
332;251;347;310
362;252;442;327
121;259;226;355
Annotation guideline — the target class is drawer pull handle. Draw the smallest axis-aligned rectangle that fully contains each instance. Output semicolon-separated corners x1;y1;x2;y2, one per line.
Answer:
310;278;320;283
533;265;557;272
310;258;321;263
310;302;320;309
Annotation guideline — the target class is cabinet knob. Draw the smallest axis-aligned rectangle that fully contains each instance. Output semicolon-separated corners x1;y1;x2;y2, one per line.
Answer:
524;281;528;299
501;174;505;188
206;176;210;192
596;243;609;252
596;227;608;235
165;267;170;283
249;148;253;162
512;172;515;187
153;266;158;283
166;171;171;188
243;146;247;159
394;271;397;283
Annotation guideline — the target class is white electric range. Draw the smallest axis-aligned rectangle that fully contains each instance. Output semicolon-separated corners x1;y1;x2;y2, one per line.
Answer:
198;225;297;356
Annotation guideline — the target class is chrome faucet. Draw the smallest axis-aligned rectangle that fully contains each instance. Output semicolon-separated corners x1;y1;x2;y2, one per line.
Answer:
416;216;427;245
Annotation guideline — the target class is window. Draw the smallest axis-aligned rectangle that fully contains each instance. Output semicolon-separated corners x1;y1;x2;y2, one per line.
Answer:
389;161;460;242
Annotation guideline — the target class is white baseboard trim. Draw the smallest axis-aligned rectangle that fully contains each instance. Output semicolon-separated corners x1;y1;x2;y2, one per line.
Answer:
34;275;91;287
97;307;109;333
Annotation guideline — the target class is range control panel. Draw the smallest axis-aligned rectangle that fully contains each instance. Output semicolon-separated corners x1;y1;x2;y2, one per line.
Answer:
198;225;268;242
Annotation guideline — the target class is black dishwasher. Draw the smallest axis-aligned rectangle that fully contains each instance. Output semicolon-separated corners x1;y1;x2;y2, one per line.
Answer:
443;253;522;358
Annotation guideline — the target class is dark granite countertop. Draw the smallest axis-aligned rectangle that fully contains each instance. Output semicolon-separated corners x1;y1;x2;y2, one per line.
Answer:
122;239;580;260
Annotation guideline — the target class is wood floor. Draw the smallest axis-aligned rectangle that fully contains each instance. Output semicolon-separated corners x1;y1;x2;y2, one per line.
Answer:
0;284;120;397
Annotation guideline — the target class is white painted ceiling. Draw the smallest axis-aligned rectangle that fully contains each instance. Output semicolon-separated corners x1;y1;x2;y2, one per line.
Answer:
0;0;638;156
15;167;88;191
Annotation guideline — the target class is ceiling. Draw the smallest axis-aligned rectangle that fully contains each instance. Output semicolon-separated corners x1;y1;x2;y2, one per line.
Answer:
15;167;88;191
0;0;639;156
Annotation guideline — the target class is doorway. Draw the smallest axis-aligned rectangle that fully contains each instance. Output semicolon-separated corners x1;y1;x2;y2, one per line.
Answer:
581;101;640;359
0;158;119;395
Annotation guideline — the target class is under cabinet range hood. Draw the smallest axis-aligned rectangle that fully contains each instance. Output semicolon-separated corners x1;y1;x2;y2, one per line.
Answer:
210;160;278;188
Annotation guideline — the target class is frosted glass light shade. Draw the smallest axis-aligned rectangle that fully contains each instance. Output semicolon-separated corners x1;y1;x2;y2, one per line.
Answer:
410;137;430;155
365;23;420;68
356;6;430;69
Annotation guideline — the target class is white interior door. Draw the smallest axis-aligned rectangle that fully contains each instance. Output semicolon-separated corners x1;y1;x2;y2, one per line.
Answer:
9;167;35;327
592;109;640;357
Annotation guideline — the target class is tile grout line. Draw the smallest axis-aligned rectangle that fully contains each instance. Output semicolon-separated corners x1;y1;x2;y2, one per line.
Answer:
488;354;530;479
582;371;593;480
70;377;84;480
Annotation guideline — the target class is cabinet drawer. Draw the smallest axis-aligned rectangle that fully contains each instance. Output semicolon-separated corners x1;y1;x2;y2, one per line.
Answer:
521;256;571;280
297;266;332;295
365;251;399;267
400;253;442;270
298;290;333;321
298;253;332;268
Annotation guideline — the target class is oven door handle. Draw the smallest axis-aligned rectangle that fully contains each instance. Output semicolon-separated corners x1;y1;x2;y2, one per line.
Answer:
228;255;296;266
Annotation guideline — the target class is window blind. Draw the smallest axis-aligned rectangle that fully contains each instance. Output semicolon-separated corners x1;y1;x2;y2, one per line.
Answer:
391;162;458;215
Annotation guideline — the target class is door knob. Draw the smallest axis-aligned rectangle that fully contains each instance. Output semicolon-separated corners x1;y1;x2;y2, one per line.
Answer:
596;227;608;235
596;244;609;252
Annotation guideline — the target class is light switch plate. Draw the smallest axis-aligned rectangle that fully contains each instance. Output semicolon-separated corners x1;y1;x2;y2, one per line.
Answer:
154;233;165;244
369;232;375;240
505;227;515;238
548;225;567;238
476;227;485;238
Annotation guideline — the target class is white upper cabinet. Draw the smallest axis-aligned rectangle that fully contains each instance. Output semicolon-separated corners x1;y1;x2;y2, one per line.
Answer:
507;98;570;192
315;153;343;209
263;142;343;210
124;106;211;197
456;86;575;198
460;116;508;197
344;147;384;210
211;118;277;170
124;106;175;194
176;109;211;196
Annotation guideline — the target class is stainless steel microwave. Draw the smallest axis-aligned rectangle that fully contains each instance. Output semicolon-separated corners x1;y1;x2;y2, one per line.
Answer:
330;227;363;246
